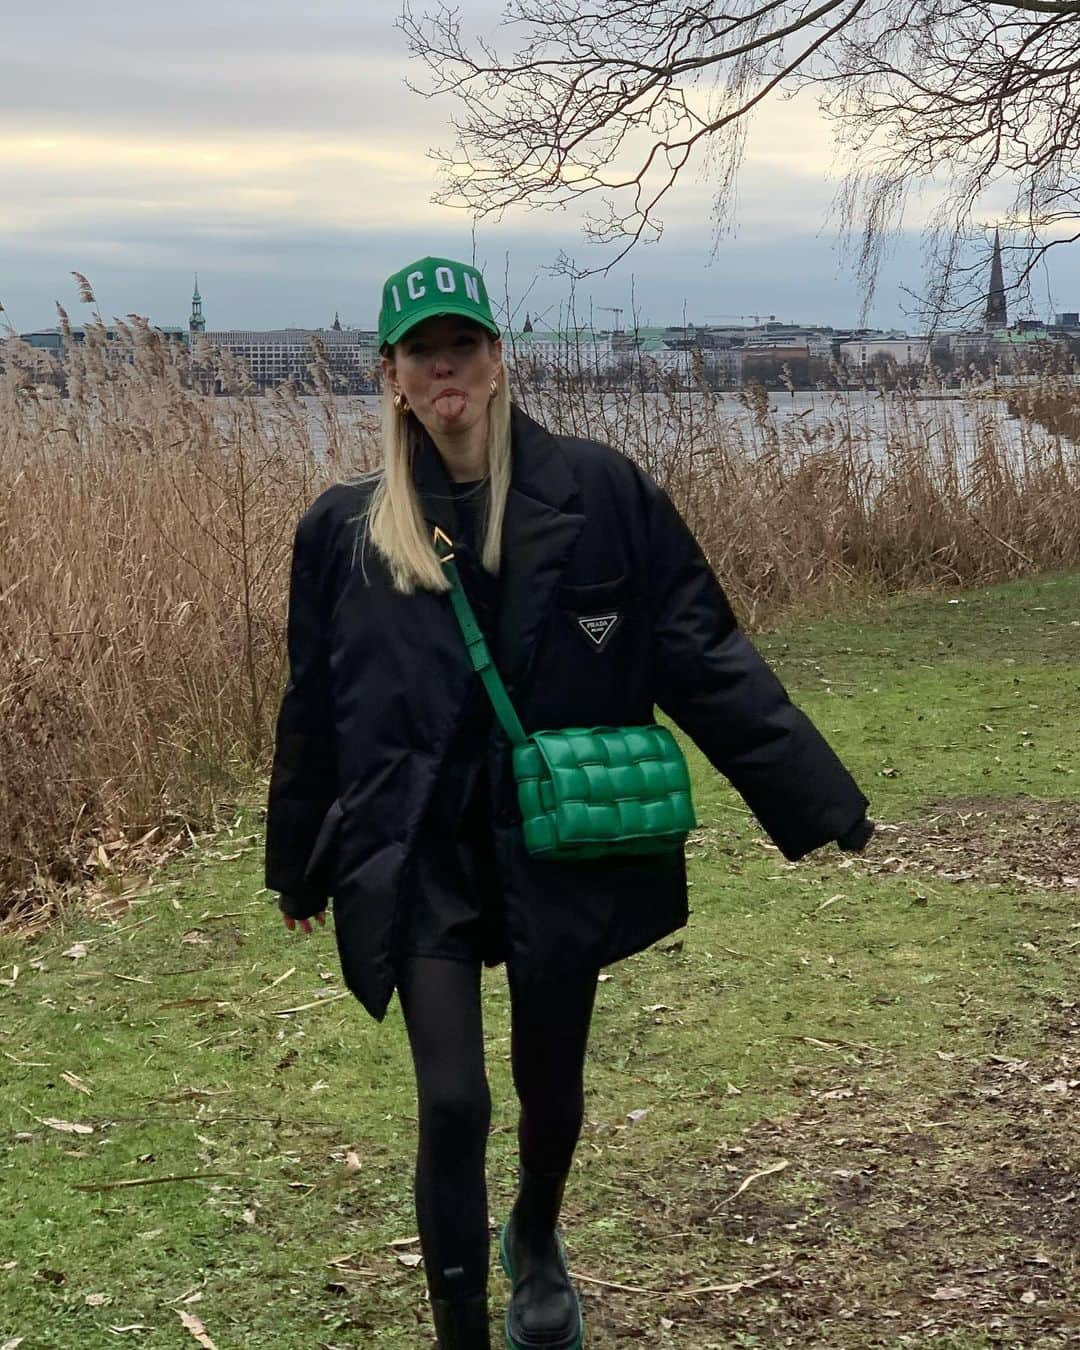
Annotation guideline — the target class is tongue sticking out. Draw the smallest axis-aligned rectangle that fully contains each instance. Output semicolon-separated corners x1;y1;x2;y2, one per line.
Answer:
434;391;467;421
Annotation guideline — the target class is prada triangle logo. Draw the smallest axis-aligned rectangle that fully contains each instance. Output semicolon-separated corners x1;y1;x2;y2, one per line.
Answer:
577;612;622;651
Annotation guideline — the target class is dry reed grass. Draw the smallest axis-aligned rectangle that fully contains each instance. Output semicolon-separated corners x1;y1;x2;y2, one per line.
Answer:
1;298;1078;921
0;304;378;925
513;365;1080;625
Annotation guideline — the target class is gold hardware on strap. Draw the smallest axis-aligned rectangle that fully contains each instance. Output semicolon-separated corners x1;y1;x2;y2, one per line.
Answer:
433;524;456;563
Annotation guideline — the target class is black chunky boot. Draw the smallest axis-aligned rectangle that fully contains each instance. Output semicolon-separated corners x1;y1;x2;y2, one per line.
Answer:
430;1290;492;1349
499;1164;584;1349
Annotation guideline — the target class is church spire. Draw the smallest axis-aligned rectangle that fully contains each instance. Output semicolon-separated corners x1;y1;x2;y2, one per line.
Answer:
189;275;206;334
984;230;1007;332
332;311;342;332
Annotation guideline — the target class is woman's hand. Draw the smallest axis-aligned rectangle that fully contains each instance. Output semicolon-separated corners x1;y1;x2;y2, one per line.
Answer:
282;910;326;935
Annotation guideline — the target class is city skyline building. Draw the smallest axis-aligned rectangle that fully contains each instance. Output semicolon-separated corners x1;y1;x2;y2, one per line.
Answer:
189;277;205;335
9;250;1075;395
985;230;1008;332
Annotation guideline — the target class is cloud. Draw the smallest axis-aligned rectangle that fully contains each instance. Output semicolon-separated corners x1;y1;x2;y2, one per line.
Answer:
0;129;440;237
2;0;1076;332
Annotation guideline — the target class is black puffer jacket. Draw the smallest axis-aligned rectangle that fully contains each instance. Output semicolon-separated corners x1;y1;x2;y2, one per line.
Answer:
265;405;871;1022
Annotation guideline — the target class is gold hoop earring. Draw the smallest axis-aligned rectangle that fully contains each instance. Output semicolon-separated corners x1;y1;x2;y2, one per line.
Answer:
489;375;499;397
392;390;410;414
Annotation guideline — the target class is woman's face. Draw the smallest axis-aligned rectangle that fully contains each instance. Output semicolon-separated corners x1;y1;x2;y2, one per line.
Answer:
382;315;502;440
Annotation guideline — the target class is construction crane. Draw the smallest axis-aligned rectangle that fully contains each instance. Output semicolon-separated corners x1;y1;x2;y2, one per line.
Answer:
598;306;624;333
706;313;774;325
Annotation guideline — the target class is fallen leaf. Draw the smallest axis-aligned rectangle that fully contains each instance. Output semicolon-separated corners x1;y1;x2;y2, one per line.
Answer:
928;1286;968;1301
177;1309;218;1348
62;943;88;960
2;1337;26;1349
40;1118;94;1135
396;1252;423;1268
626;1108;650;1124
61;1072;93;1096
85;1293;107;1306
1019;1289;1037;1304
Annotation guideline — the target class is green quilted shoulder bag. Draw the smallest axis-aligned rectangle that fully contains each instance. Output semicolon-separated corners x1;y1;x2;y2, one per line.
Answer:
433;526;696;861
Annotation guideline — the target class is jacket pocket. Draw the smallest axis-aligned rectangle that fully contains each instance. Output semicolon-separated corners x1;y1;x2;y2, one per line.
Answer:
557;572;632;609
556;574;640;657
302;797;344;891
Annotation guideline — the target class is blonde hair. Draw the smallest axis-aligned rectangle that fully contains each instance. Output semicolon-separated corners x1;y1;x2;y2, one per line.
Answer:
352;368;512;594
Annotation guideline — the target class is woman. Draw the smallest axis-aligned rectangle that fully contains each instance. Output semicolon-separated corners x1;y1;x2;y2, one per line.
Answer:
265;254;873;1349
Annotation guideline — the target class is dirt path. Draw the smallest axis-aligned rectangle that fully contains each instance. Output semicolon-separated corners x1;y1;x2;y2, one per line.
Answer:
590;998;1078;1347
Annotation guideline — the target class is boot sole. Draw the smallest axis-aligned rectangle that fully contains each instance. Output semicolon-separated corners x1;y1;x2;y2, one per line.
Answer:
499;1221;584;1350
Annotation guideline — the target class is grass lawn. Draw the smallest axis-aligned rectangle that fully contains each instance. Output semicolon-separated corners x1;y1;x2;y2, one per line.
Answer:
2;571;1077;1349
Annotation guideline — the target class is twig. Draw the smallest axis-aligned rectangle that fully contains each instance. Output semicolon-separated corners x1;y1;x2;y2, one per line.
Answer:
716;1159;790;1206
968;513;1036;566
72;1170;245;1192
570;1267;783;1299
668;1270;784;1299
103;914;157;937
571;1271;670;1296
250;966;296;998
788;1034;884;1054
273;991;349;1016
73;970;154;985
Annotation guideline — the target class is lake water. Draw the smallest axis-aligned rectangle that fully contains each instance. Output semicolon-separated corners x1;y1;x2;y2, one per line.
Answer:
223;386;1078;470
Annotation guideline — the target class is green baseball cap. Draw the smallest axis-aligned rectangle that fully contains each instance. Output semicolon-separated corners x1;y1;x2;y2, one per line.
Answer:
378;256;501;349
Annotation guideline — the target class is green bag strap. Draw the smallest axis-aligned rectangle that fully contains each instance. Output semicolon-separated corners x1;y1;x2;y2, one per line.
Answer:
432;526;528;748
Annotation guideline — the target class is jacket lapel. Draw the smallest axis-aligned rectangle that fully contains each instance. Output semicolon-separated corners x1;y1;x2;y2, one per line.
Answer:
414;405;585;697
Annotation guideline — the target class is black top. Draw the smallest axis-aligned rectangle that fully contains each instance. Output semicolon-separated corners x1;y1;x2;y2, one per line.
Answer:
449;477;498;645
444;475;499;768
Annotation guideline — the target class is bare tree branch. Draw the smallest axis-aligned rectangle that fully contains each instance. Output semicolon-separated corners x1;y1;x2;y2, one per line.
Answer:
402;0;1080;318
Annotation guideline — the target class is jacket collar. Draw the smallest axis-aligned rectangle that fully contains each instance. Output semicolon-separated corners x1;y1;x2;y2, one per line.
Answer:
411;403;578;530
413;404;586;697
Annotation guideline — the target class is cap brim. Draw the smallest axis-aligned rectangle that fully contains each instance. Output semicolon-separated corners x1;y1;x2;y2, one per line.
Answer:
382;302;500;349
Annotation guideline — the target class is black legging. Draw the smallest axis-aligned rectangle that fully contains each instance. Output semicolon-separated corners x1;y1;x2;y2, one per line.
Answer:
397;955;600;1301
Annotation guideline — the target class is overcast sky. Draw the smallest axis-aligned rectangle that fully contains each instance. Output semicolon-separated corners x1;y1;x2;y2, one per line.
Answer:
3;0;1077;334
